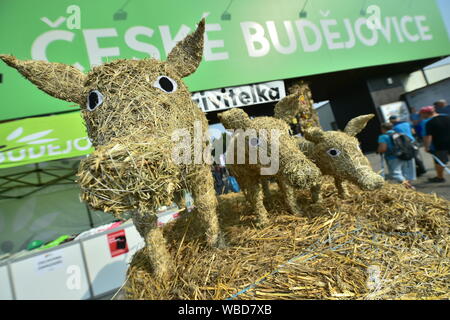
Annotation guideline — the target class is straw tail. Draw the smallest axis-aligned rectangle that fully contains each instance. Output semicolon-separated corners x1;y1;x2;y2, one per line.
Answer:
218;108;253;130
344;114;375;137
0;54;86;104
166;18;205;78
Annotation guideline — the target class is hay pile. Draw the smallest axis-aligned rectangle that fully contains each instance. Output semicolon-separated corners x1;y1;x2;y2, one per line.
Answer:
121;179;449;300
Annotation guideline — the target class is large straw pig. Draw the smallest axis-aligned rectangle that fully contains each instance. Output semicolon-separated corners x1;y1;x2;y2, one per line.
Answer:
0;19;223;280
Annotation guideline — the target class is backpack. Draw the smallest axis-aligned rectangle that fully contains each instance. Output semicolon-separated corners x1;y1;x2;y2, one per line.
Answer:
389;132;417;161
227;176;241;193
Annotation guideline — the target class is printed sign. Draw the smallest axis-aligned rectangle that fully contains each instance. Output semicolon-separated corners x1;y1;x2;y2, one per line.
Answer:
36;248;65;273
107;230;129;258
192;81;285;112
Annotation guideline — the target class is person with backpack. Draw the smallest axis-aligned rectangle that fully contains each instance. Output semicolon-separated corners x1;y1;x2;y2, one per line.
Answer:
377;122;416;189
389;115;426;176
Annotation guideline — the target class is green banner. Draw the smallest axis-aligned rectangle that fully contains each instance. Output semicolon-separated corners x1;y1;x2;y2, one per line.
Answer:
0;112;92;169
0;0;449;121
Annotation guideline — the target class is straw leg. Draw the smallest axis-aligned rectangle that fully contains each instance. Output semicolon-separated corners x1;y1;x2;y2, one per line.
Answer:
278;178;303;216
335;178;349;199
131;214;173;280
242;179;270;227
188;166;223;248
311;183;322;203
262;179;272;200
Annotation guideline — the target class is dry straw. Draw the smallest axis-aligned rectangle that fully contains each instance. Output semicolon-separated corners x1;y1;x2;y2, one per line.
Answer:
121;179;449;300
274;81;321;134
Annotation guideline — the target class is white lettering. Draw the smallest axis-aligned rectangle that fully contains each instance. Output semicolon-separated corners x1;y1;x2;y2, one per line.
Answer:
74;138;92;151
343;19;356;48
125;26;161;59
296;19;323;52
31;30;75;61
204;23;229;61
83;28;120;66
29;146;46;159
159;25;191;56
240;22;270;57
391;17;405;43
66;5;81;30
415;16;433;41
266;20;297;54
47;144;62;156
321;19;344;49
355;18;378;46
401;16;420;42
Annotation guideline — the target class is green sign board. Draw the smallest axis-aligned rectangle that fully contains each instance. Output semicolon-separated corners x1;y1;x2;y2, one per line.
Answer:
0;0;449;121
0;112;92;169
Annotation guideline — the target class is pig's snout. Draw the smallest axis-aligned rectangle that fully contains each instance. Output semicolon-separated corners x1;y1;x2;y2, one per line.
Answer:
355;166;384;191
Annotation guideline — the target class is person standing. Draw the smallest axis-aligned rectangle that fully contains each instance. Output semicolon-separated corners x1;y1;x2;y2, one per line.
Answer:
377;122;416;189
421;106;450;183
389;115;425;176
433;99;450;116
409;107;422;140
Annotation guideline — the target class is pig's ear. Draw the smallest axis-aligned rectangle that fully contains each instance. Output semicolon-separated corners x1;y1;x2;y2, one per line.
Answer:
274;92;300;122
166;18;205;78
304;127;324;143
0;54;86;104
344;114;375;136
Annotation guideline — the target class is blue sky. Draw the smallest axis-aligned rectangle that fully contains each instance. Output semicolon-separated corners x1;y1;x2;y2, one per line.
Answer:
424;0;450;69
437;0;450;41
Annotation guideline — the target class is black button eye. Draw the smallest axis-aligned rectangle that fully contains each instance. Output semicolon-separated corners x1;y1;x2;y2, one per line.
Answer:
87;90;103;111
327;148;341;157
153;76;177;93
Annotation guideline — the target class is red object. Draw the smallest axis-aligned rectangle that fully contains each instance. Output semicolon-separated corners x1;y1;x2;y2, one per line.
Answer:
107;229;129;257
419;106;435;114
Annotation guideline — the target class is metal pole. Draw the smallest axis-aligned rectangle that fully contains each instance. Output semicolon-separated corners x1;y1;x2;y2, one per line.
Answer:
85;204;94;228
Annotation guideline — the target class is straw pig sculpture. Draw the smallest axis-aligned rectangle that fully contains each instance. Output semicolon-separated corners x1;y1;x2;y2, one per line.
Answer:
273;91;384;198
218;108;322;224
298;115;385;198
0;19;223;279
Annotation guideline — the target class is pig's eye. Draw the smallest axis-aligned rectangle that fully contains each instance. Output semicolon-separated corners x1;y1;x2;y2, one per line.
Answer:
153;76;177;93
327;148;341;157
87;90;103;111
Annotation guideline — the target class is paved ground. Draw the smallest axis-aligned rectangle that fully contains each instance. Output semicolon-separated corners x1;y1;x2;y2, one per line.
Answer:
366;147;450;201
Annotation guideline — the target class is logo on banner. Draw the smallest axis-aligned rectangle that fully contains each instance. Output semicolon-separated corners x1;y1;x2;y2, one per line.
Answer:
192;81;286;112
0;126;92;166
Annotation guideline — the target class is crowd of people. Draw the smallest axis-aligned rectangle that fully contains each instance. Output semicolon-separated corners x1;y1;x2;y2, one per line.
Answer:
378;99;450;188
